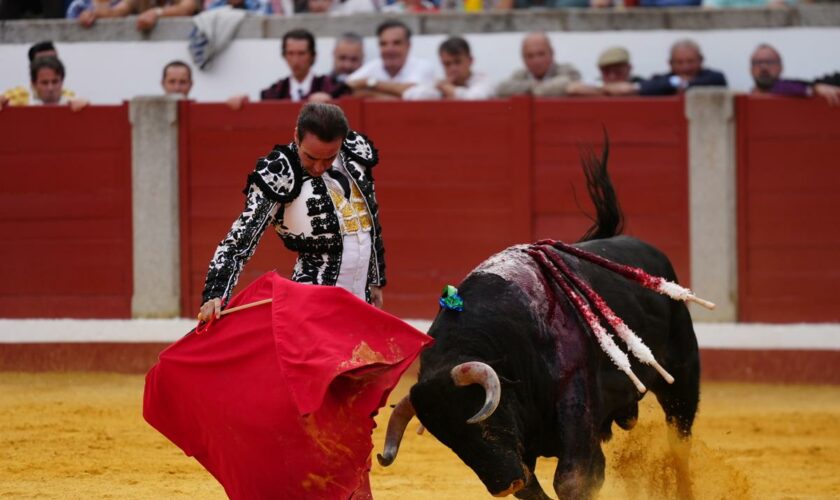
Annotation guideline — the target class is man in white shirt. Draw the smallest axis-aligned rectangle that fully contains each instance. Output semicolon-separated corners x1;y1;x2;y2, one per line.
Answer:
346;19;437;100
403;36;493;101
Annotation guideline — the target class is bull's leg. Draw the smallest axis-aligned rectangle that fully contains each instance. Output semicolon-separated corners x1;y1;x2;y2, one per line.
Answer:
552;373;606;500
513;460;552;500
552;442;605;500
652;304;700;440
651;303;700;500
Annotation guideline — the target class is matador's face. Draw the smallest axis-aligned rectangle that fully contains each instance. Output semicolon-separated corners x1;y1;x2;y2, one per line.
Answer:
295;132;343;177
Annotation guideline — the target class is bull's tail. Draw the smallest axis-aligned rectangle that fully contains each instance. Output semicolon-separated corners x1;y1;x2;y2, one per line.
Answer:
578;135;625;242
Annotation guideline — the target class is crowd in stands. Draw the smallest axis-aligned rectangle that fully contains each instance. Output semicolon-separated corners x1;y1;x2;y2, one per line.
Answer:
0;0;820;21
2;19;840;110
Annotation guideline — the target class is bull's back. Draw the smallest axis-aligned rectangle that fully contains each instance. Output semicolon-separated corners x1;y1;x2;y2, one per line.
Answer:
574;235;678;283
570;235;685;353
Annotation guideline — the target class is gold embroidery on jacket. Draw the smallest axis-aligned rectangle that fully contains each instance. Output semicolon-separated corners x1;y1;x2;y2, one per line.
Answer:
328;180;372;234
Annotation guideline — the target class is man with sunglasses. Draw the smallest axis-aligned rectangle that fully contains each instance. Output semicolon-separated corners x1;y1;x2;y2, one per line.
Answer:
750;43;840;106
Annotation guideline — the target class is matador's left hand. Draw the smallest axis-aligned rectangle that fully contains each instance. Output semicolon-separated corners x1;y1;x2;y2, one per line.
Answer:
370;286;384;309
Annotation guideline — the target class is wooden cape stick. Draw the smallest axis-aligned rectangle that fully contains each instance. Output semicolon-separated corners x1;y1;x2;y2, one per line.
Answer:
219;298;272;316
196;298;273;322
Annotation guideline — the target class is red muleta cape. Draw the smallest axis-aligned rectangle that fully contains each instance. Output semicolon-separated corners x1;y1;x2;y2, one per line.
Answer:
143;272;432;499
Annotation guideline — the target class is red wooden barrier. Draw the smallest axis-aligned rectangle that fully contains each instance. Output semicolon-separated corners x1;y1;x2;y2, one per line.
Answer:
736;95;840;322
180;97;688;319
532;97;690;287
360;98;533;317
180;99;531;319
180;101;312;317
0;105;132;318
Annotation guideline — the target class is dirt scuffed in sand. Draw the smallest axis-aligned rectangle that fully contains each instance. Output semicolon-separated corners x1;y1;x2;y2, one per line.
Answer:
1;373;838;499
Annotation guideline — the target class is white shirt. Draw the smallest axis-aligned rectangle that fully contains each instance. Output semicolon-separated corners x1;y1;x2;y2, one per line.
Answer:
402;72;494;101
289;72;314;102
322;157;372;302
348;56;437;86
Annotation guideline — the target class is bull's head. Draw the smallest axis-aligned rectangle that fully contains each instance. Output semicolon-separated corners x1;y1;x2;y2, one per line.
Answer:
378;361;528;497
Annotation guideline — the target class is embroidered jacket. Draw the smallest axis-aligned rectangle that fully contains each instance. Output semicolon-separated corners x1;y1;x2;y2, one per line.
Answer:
202;131;385;305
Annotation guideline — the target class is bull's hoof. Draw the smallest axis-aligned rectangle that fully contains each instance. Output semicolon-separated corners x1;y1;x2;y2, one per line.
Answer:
615;402;639;430
616;416;637;431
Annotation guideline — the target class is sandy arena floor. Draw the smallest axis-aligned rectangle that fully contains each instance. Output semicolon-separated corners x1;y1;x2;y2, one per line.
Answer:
1;372;839;499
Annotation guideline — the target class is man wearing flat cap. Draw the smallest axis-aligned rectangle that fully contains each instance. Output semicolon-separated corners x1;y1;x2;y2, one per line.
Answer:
566;46;643;96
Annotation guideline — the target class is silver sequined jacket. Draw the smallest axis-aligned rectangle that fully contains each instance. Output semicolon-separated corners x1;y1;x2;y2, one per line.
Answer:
201;131;385;305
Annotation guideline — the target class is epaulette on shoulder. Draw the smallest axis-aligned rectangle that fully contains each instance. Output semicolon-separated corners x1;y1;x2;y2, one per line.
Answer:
245;144;303;203
342;131;379;168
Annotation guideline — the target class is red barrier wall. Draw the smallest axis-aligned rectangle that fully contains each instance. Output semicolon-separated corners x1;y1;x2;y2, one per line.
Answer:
180;101;309;317
179;99;531;318
532;97;690;286
0;105;132;318
736;96;840;322
180;98;687;319
358;99;533;317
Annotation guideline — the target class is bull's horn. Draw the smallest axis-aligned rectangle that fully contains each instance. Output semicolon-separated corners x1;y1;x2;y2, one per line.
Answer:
376;396;415;466
450;361;501;424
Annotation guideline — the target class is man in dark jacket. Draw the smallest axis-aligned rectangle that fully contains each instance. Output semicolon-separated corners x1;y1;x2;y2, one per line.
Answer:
227;29;351;109
605;39;727;96
638;39;727;95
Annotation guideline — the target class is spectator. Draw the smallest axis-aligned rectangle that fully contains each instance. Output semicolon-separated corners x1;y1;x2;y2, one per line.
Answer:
750;43;840;106
228;29;351;109
1;41;77;108
815;72;840;87
611;39;727;96
566;46;643;97
495;32;581;97
28;40;58;60
496;0;591;8
403;36;493;100
381;0;438;12
645;39;726;94
161;60;193;96
1;0;65;19
70;0;199;32
204;0;272;13
304;0;377;14
329;33;364;84
704;0;788;7
639;0;701;5
1;57;88;111
346;19;437;99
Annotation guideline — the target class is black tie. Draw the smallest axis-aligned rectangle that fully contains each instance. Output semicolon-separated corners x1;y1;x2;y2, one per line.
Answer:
326;169;351;199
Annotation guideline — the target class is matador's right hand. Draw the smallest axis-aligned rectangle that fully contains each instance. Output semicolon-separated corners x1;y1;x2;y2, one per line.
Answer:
198;298;222;322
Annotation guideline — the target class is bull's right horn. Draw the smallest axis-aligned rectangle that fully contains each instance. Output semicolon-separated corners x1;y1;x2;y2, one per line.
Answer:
376;395;415;466
450;361;501;424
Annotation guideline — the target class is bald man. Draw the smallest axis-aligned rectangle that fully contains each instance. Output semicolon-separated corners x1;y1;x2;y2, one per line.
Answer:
495;32;581;97
750;43;840;106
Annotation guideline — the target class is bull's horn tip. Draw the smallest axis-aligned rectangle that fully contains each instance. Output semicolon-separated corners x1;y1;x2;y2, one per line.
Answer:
376;453;394;467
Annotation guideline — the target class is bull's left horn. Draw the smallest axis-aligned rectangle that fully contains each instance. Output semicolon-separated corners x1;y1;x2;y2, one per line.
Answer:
450;361;501;424
376;396;415;466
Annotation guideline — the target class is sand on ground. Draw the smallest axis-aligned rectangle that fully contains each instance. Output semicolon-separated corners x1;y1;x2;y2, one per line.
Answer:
1;372;839;499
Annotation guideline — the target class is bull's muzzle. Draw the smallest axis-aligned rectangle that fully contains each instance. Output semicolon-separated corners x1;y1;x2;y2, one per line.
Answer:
492;478;525;497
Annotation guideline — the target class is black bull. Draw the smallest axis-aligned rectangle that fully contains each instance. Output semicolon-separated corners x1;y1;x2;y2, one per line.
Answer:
378;149;700;499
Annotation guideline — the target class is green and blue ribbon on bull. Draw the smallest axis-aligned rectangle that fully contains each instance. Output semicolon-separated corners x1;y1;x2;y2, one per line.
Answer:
439;285;464;312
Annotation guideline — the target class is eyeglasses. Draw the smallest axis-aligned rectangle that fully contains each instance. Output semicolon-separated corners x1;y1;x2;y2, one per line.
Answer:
751;59;780;67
